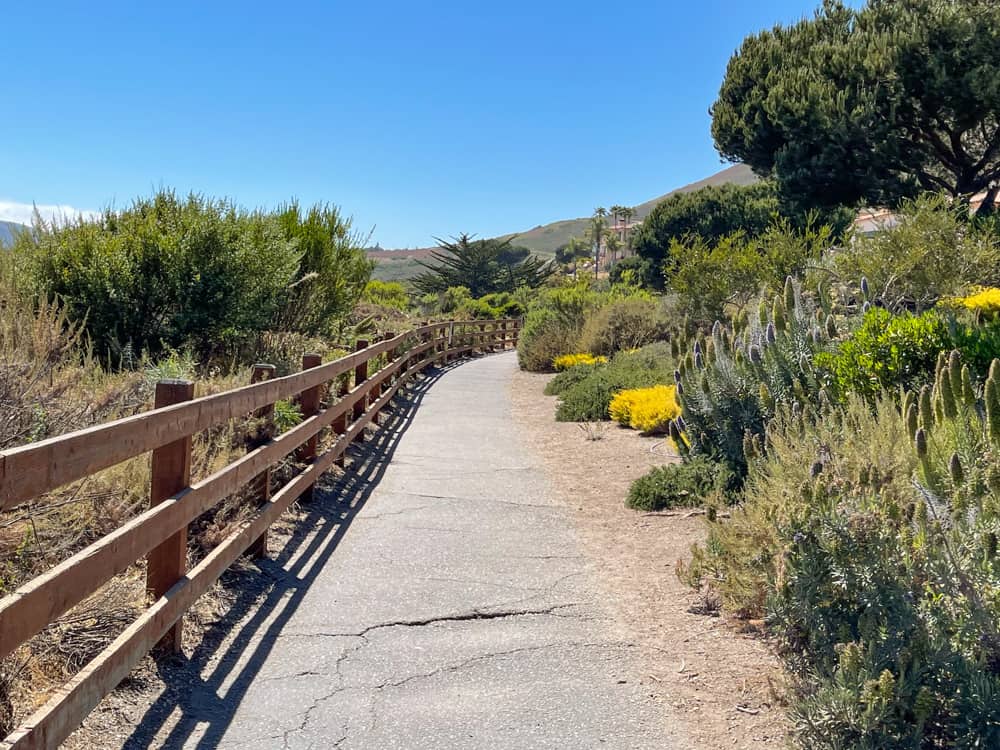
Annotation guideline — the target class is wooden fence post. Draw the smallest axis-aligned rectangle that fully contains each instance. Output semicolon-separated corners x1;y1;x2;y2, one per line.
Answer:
353;340;369;443
414;323;427;375
333;373;349;467
147;379;194;653
378;332;396;423
297;353;323;501
247;363;276;558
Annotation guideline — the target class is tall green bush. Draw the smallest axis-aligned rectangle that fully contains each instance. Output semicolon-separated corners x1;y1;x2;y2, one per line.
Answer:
632;182;781;288
18;193;298;357
362;280;410;311
577;297;668;356
668;221;829;324
517;282;605;372
15;192;372;360
273;201;373;335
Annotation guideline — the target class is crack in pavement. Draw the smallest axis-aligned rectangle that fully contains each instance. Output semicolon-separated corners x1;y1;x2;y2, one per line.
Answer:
259;669;323;683
376;640;628;692
398;525;463;534
352;504;431;520
280;602;585;642
280;639;638;746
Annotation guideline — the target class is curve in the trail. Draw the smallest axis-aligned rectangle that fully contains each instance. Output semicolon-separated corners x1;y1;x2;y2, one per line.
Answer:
136;352;670;749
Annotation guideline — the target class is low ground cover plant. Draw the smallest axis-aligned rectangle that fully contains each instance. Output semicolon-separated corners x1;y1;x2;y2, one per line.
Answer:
609;384;679;433
626;456;732;511
553;353;607;371
543;361;604;397
554;343;676;422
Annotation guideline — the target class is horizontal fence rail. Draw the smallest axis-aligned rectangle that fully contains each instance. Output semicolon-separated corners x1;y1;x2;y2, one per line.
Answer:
0;318;521;750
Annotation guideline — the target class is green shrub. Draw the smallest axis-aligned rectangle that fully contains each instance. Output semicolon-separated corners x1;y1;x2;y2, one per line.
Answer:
815;307;950;403
609;255;657;289
17;193;298;358
543;362;603;396
271;201;373;335
632;181;782;289
554;343;675;421
440;285;472;313
517;282;605;372
518;308;577;372
668;221;829;324
577;297;669;356
456;291;527;320
272;399;304;433
678;285;829;483
362;280;409;310
457;297;501;319
479;291;525;318
683;380;1000;749
833;195;1000;313
626;457;732;511
951;315;1000;376
16;192;371;360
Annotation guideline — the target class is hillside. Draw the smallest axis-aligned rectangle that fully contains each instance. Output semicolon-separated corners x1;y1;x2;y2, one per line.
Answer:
367;247;437;282
499;163;757;256
369;163;758;280
0;220;27;246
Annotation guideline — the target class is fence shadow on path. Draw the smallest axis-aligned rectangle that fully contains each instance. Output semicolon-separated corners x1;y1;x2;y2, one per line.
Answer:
117;359;472;750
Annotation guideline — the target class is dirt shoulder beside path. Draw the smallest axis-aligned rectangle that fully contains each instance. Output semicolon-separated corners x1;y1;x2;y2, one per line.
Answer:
511;369;786;749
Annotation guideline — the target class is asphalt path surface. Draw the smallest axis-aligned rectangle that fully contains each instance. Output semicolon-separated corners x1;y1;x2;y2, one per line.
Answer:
164;352;668;749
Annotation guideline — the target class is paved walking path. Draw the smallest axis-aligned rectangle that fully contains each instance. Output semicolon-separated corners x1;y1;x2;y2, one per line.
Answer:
172;352;666;749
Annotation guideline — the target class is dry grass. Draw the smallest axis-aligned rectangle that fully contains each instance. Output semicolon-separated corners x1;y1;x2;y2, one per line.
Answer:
0;283;333;738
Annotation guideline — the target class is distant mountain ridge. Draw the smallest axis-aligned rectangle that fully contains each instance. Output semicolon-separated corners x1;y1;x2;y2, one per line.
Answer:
0;220;27;246
497;164;757;256
369;164;758;280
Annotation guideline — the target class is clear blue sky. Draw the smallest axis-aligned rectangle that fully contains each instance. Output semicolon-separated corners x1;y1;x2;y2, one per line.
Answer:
2;1;833;248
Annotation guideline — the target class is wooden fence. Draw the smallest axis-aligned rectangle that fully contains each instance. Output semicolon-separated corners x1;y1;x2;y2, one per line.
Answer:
0;318;521;750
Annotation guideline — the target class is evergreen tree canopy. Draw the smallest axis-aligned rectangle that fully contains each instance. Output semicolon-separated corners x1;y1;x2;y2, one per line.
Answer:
632;182;780;287
712;0;1000;214
411;235;554;297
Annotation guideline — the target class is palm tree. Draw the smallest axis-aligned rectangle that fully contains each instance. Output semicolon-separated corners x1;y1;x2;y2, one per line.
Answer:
609;204;626;237
605;231;623;267
620;206;636;256
591;207;608;273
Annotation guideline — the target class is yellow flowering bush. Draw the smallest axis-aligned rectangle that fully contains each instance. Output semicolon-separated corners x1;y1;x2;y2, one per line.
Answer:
552;353;607;371
609;384;680;433
949;286;1000;315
